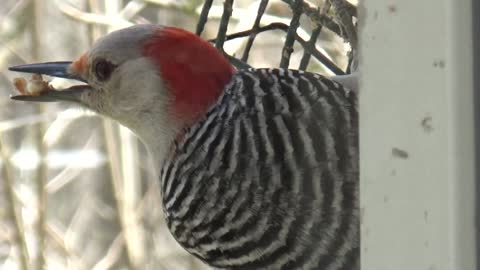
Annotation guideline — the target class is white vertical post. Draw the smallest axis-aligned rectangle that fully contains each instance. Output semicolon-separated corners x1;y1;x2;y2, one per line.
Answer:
359;0;477;269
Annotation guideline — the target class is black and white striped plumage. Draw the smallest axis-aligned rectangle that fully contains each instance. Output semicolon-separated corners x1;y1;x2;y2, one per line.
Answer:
8;25;357;270
161;68;359;269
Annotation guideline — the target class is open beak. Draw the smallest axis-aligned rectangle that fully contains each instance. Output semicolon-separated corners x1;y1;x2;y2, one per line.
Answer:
8;61;90;103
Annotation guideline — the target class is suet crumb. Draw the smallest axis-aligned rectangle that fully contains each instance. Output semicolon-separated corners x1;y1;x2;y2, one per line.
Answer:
13;74;53;96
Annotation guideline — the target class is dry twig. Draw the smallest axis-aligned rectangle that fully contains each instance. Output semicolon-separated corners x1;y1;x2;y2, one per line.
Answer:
29;1;48;269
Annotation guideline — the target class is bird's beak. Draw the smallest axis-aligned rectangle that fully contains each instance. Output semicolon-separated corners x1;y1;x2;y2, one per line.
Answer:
8;61;90;103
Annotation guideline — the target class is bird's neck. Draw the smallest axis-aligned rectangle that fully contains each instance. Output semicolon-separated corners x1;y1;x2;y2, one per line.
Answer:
137;26;237;170
120;106;179;174
142;126;178;174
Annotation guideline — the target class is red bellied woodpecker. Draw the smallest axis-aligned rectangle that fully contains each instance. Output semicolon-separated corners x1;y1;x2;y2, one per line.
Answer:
10;24;359;269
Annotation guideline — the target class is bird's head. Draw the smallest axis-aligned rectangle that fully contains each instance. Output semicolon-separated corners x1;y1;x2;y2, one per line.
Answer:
10;25;235;165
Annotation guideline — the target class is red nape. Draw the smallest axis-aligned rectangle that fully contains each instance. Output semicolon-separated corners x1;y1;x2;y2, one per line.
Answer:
142;27;235;126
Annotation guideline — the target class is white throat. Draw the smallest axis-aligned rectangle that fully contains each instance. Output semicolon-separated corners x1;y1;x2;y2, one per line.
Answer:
100;58;180;172
133;117;177;173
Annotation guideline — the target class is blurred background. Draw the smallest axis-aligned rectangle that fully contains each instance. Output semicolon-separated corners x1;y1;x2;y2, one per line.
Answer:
0;0;355;269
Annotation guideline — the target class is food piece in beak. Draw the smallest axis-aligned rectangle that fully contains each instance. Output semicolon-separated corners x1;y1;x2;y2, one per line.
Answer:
13;78;28;95
13;74;53;96
9;61;90;103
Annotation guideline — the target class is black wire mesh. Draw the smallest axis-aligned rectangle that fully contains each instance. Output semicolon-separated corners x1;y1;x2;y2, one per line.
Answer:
196;0;357;75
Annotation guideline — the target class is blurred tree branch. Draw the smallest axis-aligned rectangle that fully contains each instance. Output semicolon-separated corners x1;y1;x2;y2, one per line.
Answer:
28;1;48;269
0;138;30;270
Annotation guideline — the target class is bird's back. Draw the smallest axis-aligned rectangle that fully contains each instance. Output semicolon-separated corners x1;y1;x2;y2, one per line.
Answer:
160;68;359;269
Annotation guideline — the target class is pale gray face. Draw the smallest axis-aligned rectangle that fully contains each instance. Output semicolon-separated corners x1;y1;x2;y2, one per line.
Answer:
10;24;172;131
68;25;162;115
10;24;164;107
9;25;178;159
9;24;232;169
80;25;158;87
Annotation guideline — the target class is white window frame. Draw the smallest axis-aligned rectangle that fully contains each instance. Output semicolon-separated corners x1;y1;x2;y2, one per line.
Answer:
359;0;478;269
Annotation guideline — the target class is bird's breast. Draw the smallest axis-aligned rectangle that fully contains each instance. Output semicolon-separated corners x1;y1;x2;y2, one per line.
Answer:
159;68;359;269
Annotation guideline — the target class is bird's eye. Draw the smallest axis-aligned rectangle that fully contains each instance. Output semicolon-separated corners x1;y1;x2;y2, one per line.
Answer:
94;59;115;81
